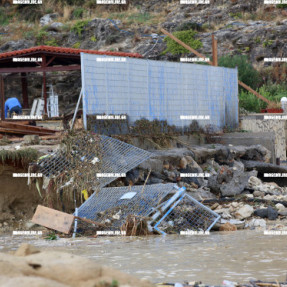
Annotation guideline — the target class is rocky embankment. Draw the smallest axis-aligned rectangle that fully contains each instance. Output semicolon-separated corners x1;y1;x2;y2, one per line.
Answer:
129;143;287;231
1;138;287;234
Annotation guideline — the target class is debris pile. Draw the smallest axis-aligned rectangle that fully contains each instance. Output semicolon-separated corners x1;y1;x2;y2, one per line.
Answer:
1;130;287;235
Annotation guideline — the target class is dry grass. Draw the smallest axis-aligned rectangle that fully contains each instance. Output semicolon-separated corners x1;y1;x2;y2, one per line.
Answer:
0;148;39;168
63;6;73;21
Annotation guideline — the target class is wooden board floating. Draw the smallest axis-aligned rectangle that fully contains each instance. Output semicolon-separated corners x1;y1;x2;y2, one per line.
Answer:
32;205;74;234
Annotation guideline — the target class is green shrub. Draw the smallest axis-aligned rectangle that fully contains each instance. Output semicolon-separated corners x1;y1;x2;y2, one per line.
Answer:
73;41;81;48
73;7;84;19
45;8;54;14
263;40;273;47
127;12;151;24
90;36;97;42
218;55;261;90
36;30;49;45
277;4;287;8
239;90;266;112
0;7;10;26
163;29;203;55
239;84;287;112
229;12;243;19
254;36;261;44
44;38;58;46
260;83;287;102
23;30;35;40
62;23;71;32
72;20;89;37
85;0;97;8
15;5;42;22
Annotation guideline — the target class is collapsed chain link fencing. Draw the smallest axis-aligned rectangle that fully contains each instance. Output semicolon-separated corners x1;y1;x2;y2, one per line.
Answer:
153;193;220;235
77;183;176;230
37;134;152;188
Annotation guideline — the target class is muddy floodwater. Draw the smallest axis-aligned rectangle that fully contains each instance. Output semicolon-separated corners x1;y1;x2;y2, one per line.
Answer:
0;230;286;284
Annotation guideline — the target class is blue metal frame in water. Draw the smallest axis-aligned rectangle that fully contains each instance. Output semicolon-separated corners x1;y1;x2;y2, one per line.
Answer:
153;191;221;235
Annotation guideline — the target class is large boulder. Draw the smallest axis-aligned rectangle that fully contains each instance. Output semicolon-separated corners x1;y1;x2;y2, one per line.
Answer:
220;170;258;197
0;40;34;53
208;165;257;197
235;205;254;220
40;13;59;26
254;206;278;220
0;244;153;287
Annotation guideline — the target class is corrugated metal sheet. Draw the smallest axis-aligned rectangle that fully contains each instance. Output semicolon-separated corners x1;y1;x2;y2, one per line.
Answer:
81;53;238;130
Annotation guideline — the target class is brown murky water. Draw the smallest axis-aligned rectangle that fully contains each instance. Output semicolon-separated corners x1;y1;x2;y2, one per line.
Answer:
0;230;287;284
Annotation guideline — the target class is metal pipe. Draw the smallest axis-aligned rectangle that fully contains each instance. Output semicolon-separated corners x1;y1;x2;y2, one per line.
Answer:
72;207;78;239
70;88;82;130
148;185;186;224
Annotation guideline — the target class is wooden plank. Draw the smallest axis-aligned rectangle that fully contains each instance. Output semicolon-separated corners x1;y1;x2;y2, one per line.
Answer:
238;80;271;105
0;121;57;133
0;121;56;132
31;205;74;234
212;34;218;66
5;120;30;125
74;216;106;227
0;127;55;135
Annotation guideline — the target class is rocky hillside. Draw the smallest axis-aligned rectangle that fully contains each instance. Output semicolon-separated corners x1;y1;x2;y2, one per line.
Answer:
1;0;286;64
0;0;287;112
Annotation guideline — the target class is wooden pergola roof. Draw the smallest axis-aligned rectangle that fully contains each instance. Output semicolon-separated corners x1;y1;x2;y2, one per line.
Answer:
0;45;143;73
0;46;143;119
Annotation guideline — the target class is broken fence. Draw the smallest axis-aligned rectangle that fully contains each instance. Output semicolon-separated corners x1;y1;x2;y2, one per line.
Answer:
37;135;152;188
77;183;176;229
153;192;220;235
77;183;220;235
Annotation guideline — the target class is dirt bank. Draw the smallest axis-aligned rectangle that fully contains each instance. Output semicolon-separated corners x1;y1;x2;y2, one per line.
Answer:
0;243;153;287
0;165;41;232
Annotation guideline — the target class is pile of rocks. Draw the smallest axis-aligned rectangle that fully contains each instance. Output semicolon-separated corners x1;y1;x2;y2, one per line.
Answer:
133;144;287;231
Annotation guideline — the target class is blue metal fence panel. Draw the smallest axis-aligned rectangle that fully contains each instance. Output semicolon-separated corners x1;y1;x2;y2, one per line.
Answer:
81;53;238;129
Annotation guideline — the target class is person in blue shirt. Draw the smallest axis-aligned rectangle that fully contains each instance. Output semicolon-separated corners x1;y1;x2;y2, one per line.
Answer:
5;97;22;118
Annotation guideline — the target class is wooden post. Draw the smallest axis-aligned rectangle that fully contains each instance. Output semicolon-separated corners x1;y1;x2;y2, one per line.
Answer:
0;75;4;121
21;72;28;109
238;80;271;105
212;34;218;66
42;55;47;114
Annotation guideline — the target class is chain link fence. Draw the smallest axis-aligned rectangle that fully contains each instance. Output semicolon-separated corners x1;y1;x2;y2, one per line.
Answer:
77;183;176;230
154;193;220;235
37;134;152;188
